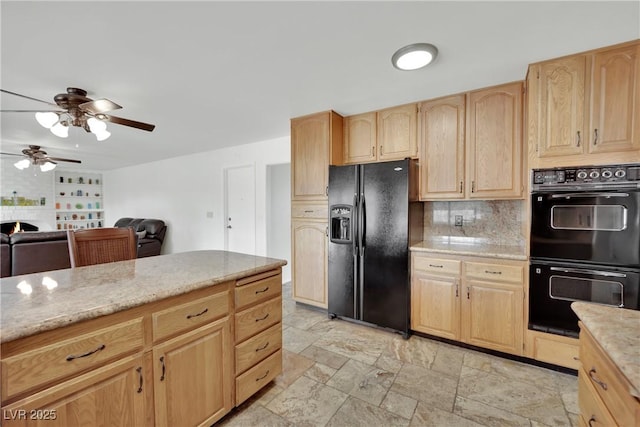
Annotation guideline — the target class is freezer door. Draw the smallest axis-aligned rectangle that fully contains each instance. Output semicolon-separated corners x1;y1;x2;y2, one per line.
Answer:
361;160;410;334
328;165;358;319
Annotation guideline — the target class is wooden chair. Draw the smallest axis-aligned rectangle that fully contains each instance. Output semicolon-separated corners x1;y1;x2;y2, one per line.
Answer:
67;227;137;267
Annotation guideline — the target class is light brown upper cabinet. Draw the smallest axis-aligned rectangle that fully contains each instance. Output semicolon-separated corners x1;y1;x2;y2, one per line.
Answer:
418;82;523;200
343;104;417;164
528;40;640;168
343;112;377;164
418;94;466;199
291;111;343;200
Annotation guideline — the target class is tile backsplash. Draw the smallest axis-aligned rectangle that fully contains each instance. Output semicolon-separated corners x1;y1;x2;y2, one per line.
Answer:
423;200;525;246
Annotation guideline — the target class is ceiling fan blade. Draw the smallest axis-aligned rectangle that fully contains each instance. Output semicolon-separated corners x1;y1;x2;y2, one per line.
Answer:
103;114;155;132
0;109;64;113
47;156;82;164
1;89;58;107
79;98;122;114
0;152;24;157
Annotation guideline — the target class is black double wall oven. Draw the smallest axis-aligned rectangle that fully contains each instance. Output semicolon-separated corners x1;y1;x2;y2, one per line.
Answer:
529;164;640;338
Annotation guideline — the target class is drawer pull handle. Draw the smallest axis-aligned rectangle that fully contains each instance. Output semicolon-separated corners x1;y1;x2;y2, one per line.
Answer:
304;210;314;213
588;368;608;390
66;344;106;361
429;264;443;268
484;270;502;275
256;342;269;352
588;416;596;427
160;356;166;381
255;313;270;322
136;367;143;393
255;287;270;294
186;308;208;319
256;370;270;382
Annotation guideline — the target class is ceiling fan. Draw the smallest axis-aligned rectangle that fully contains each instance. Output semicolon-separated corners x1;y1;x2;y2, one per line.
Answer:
1;87;155;140
0;145;81;172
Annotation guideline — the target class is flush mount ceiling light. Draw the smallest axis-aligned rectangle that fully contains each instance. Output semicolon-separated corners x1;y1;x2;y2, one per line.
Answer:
391;43;438;71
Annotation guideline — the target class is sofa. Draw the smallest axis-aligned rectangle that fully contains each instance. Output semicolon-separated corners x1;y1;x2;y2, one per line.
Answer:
114;218;167;258
1;233;10;277
0;219;166;277
9;231;71;276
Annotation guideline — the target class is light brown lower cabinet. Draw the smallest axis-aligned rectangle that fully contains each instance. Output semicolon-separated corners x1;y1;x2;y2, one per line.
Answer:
1;269;283;427
525;329;579;370
578;324;640;427
1;354;148;427
153;318;232;427
411;252;525;356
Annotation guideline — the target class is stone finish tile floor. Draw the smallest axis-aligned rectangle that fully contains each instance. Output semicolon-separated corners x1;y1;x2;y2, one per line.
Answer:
218;283;578;427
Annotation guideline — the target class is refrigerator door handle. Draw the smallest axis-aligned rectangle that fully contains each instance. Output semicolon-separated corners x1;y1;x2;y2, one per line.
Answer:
359;192;366;256
352;193;359;257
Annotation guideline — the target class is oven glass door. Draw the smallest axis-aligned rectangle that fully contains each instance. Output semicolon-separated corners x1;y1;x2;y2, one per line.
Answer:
530;190;640;266
529;262;640;337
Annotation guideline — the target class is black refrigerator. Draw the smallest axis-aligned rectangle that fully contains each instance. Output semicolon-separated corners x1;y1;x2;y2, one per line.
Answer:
328;158;423;338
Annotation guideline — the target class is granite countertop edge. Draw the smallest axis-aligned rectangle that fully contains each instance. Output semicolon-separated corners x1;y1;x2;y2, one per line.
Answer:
571;301;640;398
0;251;286;343
410;240;527;261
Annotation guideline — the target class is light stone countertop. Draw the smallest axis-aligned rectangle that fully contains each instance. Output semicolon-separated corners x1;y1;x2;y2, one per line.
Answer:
572;302;640;398
0;250;286;343
411;239;527;261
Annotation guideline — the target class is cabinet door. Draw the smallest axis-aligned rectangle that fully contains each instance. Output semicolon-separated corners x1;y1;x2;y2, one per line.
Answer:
377;104;418;161
291;219;328;308
530;56;588;159
589;43;640;154
467;82;523;199
153;318;232;427
461;280;523;355
1;355;147;427
344;112;377;164
418;95;465;199
291;113;331;200
410;272;460;340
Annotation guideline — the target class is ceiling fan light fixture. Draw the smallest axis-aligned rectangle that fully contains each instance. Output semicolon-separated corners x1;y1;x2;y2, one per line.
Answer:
35;112;59;129
392;43;438;71
87;117;107;134
14;158;30;170
95;130;111;141
39;161;56;172
50;121;69;138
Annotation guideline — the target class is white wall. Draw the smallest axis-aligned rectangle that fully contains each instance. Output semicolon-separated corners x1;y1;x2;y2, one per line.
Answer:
266;163;291;282
103;137;290;260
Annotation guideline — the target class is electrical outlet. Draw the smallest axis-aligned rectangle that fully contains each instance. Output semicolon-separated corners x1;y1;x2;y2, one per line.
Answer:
454;215;463;226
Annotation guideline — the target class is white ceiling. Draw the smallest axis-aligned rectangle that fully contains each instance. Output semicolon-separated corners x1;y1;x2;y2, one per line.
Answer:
1;1;638;171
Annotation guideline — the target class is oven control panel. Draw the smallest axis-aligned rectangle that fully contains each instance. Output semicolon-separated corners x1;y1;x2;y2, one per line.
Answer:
533;164;640;188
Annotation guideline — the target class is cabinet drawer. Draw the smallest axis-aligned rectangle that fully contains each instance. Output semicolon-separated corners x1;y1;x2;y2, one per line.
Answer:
578;369;617;427
235;349;282;405
465;261;523;283
235;273;282;310
235;323;282;375
413;256;460;275
2;317;143;400
291;202;328;219
580;327;638;427
235;297;282;343
153;291;229;342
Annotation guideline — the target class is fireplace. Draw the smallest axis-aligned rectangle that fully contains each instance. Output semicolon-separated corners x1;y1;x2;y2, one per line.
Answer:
1;221;39;234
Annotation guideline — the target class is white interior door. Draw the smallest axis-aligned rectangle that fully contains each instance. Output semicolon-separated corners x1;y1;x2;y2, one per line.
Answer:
224;165;255;254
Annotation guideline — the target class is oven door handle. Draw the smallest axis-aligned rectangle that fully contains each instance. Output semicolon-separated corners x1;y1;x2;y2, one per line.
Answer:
549;267;627;278
550;192;629;199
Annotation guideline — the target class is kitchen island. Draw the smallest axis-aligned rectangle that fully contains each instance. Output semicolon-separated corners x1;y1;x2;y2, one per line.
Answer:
0;250;286;426
572;302;640;427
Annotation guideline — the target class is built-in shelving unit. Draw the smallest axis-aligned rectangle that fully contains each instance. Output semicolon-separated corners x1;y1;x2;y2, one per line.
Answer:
54;171;104;230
